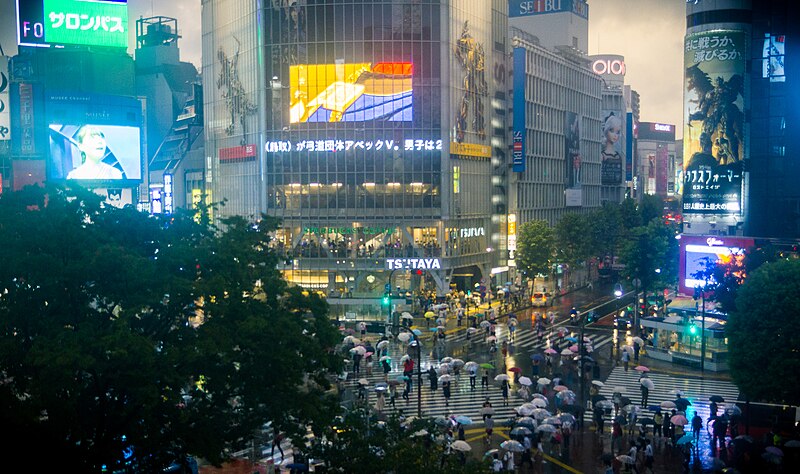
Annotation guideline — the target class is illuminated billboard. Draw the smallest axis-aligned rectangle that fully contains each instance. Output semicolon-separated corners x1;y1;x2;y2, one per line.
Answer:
601;111;624;185
565;111;581;189
509;0;588;19
682;30;746;215
678;235;754;296
17;0;128;49
49;124;141;181
289;62;412;123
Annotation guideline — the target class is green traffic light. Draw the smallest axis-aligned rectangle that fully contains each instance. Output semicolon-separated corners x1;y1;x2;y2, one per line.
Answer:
382;296;390;306
689;325;698;335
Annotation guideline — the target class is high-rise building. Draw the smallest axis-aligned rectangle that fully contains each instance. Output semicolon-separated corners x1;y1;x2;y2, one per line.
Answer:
201;1;510;318
636;122;677;199
508;28;603;227
682;0;799;238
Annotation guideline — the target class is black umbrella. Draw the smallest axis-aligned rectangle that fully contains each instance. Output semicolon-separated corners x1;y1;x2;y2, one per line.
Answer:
709;395;725;403
592;394;608;404
619;396;632;408
601;452;615;463
675;398;691;410
614;415;627;426
639;417;655;426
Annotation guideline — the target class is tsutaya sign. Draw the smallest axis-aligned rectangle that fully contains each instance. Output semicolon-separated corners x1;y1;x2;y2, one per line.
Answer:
386;258;441;270
459;227;485;238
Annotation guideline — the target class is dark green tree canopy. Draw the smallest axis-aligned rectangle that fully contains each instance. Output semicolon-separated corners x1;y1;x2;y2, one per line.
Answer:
554;212;593;266
0;185;342;471
516;220;555;277
619;219;679;294
727;259;800;404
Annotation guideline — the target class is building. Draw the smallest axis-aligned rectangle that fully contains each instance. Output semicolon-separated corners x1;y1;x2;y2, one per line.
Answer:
6;0;142;206
636;121;677;199
508;28;603;227
201;0;511;318
589;54;631;204
682;0;800;238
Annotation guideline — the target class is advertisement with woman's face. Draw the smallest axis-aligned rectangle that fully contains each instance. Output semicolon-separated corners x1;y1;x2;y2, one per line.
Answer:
48;124;141;181
601;112;624;185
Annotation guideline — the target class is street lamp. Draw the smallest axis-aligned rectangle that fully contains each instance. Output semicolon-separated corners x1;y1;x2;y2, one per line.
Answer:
408;340;423;417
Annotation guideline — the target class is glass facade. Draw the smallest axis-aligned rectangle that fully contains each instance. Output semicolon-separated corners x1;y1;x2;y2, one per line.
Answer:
202;1;505;305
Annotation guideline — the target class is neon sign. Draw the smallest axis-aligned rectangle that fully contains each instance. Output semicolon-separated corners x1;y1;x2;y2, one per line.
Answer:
592;59;626;76
264;137;443;154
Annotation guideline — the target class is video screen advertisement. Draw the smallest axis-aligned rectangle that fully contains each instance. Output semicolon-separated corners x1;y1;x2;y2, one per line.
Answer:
289;62;412;124
17;0;129;49
678;234;754;296
683;30;746;215
46;92;142;184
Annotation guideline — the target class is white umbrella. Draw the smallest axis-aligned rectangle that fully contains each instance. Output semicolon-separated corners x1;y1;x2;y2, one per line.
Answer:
519;376;533;386
537;377;551;385
536;423;557;433
400;354;410;362
397;332;411;342
486;335;497;343
641;378;655;390
401;312;414;320
560;349;573;356
495;374;510;382
464;361;479;370
661;400;677;409
531;398;548;408
632;336;644;345
358;378;369;385
343;336;360;345
591;380;605;387
467;327;478;334
441;356;454;364
480;320;491;328
438;374;453;383
531;393;547;401
376;340;389;349
612;386;626;394
351;346;367;355
531;408;552;420
379;355;391;362
451;440;472;452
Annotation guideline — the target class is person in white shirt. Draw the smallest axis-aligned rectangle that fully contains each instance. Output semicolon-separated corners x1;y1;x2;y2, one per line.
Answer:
644;438;655;473
66;126;123;180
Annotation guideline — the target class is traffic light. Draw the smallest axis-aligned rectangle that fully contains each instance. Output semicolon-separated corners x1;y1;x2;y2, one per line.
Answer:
382;293;391;307
689;324;698;335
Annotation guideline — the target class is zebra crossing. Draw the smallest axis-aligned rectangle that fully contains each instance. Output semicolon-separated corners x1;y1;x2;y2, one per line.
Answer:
596;366;740;434
341;325;614;422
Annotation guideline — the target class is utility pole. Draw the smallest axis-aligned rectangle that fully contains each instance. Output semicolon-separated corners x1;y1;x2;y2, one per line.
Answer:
409;340;422;418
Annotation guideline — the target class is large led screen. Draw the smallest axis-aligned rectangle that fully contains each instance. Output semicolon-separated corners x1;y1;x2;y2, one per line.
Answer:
17;0;128;49
289;62;412;123
678;235;754;296
682;30;746;215
48;124;141;181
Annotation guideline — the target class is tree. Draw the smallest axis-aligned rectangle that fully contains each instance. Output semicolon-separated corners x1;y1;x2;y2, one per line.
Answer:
516;220;555;278
554;212;593;266
639;194;664;226
696;244;779;315
306;410;488;473
589;202;625;262
0;185;343;471
619;219;679;296
619;197;641;231
727;259;800;404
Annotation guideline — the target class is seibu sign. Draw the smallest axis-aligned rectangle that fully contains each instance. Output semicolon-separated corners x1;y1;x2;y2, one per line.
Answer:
592;58;626;76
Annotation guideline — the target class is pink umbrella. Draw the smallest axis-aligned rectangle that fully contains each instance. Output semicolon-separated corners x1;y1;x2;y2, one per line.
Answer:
635;365;650;372
553;385;569;392
544;348;557;354
569;345;579;352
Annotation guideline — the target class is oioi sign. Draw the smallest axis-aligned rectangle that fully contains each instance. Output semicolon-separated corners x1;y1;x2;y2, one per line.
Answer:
17;0;128;49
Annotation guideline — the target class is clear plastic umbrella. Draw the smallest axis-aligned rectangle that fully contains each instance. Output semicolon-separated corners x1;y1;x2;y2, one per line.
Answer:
536;423;557;433
451;440;472;452
500;440;525;452
519;376;533;386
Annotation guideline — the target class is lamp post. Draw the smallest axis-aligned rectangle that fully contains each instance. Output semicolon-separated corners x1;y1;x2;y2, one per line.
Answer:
409;340;423;417
578;310;587;429
632;278;641;336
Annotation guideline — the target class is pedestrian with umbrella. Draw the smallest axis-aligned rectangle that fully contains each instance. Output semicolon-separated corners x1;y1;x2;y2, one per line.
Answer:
621;348;630;372
653;410;663;439
482;398;494;421
380;356;391;379
501;378;510;406
640;378;651;408
442;380;452;407
691;412;703;442
482;369;490;390
468;364;478;390
428;366;438;392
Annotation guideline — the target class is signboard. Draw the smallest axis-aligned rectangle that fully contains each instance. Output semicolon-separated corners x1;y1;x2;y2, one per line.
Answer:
626;112;633;181
601;111;623;185
565;111;581;189
17;0;129;49
509;0;589;19
0;57;9;141
512;47;526;172
762;34;785;82
304;226;395;235
507;214;517;260
163;173;173;214
265;137;441;154
678;234;754;296
682;30;746;215
289;62;412;123
450;142;491;158
385;258;441;270
219;144;256;163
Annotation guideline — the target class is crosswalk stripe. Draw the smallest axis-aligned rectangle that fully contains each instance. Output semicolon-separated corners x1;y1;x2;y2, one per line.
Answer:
595;366;740;432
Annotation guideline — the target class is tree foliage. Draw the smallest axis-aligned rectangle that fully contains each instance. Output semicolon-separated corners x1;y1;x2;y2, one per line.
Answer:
727;259;800;404
619;219;679;294
516;220;554;277
307;410;488;473
0;185;343;471
589;202;625;260
554;212;593;266
639;194;664;226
